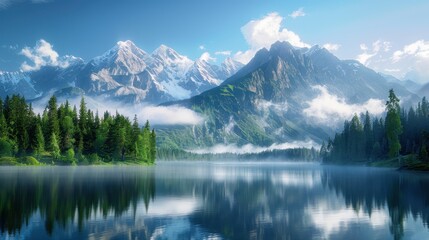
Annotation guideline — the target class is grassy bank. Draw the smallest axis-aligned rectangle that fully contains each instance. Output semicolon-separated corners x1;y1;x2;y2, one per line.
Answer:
367;155;429;171
0;154;154;166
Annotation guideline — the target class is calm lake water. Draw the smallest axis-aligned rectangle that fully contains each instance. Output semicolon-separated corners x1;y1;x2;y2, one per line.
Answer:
1;161;429;240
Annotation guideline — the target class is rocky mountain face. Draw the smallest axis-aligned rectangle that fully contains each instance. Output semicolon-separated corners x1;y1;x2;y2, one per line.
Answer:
0;40;243;104
158;41;419;149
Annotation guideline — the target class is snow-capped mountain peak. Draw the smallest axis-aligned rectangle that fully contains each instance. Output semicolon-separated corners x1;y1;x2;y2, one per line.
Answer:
91;40;149;74
152;44;192;66
221;57;244;77
150;44;194;81
59;55;84;68
0;40;245;104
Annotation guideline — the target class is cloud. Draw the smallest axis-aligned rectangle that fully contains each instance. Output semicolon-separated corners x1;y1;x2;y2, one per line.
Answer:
323;43;341;52
391;40;429;82
289;7;306;19
1;44;18;50
20;39;78;71
32;95;204;126
356;40;391;65
188;140;318;154
0;0;50;9
355;39;429;83
20;39;60;71
199;45;205;50
199;52;216;63
0;0;13;9
255;99;288;114
303;85;385;127
135;105;204;125
215;50;231;56
392;40;429;62
234;12;310;64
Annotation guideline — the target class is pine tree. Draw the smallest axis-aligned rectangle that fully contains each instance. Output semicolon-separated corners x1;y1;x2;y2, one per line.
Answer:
142;121;151;162
385;89;402;158
131;115;140;158
0;109;7;138
47;96;60;148
79;97;88;154
49;132;60;159
150;129;156;163
363;111;373;159
61;116;75;151
35;122;45;157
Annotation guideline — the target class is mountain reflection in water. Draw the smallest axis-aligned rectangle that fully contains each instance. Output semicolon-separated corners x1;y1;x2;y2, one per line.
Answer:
0;162;429;240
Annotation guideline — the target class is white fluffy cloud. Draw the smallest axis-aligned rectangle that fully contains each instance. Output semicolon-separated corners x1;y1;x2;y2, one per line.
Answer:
356;39;429;83
323;43;341;52
20;39;78;71
199;45;205;50
188;140;318;154
356;40;391;65
303;85;385;127
289;7;306;19
199;52;216;63
234;12;310;64
392;40;429;62
135;105;203;125
32;95;204;126
96;102;204;126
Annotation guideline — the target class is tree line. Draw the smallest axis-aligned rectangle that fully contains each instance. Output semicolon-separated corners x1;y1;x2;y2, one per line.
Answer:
157;147;318;161
0;95;156;164
321;89;429;163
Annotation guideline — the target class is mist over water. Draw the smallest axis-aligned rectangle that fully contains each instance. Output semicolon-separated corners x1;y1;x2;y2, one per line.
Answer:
1;162;429;239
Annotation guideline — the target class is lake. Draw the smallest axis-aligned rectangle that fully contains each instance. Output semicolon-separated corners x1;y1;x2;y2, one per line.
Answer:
1;161;429;240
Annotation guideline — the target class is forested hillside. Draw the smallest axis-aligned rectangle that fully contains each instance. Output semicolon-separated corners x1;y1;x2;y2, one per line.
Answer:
322;89;429;167
0;95;156;165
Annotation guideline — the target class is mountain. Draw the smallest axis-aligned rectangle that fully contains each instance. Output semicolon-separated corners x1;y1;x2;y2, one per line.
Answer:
158;41;419;149
183;56;244;96
418;83;429;98
380;73;422;94
0;40;243;104
0;71;39;99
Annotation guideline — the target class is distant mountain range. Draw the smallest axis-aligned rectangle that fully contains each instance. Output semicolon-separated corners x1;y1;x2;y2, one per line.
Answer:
0;40;243;104
0;40;426;150
158;41;421;149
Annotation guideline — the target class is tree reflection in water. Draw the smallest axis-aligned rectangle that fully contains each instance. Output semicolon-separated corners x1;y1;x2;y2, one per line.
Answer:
1;163;429;240
0;167;155;236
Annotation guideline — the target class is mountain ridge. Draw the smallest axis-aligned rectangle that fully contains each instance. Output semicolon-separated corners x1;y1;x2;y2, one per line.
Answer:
0;40;244;104
158;41;420;149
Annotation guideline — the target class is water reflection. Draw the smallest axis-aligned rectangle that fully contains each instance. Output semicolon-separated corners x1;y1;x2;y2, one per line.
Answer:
1;162;429;239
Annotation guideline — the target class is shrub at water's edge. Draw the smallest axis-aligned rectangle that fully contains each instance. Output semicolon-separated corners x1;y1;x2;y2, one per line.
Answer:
0;95;156;165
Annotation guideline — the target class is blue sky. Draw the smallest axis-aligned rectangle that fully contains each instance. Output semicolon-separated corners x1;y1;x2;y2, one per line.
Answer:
1;0;429;81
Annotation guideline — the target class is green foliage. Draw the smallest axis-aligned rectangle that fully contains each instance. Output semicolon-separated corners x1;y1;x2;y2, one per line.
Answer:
323;90;429;165
156;147;318;161
0;156;18;165
64;148;75;163
0;94;157;165
49;132;61;159
47;96;60;148
19;156;40;165
0;138;16;157
419;146;429;163
385;89;402;157
34;122;45;156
